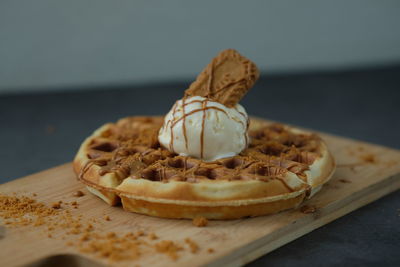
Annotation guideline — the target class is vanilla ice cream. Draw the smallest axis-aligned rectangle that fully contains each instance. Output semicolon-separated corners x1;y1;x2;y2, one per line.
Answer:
158;96;249;161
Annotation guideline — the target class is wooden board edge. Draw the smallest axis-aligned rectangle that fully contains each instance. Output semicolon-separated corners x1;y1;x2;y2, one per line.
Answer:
204;172;400;267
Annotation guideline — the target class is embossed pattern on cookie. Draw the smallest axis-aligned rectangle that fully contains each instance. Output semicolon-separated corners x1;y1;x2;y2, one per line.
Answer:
184;49;260;107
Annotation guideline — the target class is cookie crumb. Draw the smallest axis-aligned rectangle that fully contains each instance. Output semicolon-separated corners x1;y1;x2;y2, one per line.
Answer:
148;232;158;240
104;215;111;221
70;201;79;209
85;224;94;232
207;248;215;253
192;216;208;227
360;154;376;164
73;190;85;197
136;230;145;237
154;240;183;260
51;202;61;209
184;238;199;253
107;232;116;239
300;205;317;214
80;233;90;242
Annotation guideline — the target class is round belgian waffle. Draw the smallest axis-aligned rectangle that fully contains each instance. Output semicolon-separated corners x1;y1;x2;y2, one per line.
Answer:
73;116;335;219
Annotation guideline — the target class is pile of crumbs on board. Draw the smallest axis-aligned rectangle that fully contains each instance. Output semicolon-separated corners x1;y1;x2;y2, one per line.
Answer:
0;193;214;263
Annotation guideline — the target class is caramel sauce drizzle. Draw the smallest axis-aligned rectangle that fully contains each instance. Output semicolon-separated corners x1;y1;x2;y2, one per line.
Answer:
170;106;228;128
199;59;214;159
303;151;309;184
181;99;204;106
276;177;294;192
236;107;249;148
168;102;178;153
200;99;208;159
183;157;188;176
79;160;96;180
277;156;294;192
79;157;108;180
206;59;214;98
158;167;167;181
182;96;188;150
258;155;294;192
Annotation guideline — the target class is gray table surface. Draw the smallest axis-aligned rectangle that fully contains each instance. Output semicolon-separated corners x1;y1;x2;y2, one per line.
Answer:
1;66;399;266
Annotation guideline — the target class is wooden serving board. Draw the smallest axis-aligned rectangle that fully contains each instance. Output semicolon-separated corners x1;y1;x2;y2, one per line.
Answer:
1;131;400;267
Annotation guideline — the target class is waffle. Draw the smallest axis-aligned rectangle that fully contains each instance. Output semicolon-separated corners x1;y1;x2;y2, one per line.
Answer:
73;116;335;219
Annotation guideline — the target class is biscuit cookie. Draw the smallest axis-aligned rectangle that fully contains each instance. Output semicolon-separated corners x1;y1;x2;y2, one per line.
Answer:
185;49;259;107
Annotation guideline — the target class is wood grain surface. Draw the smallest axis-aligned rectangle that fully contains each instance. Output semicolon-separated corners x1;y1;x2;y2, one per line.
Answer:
0;132;399;267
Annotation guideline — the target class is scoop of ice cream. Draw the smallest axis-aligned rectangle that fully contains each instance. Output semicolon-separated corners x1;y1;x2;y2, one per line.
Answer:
158;96;249;161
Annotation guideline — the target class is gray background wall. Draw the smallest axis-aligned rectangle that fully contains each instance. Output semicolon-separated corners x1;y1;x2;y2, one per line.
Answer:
1;0;399;93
